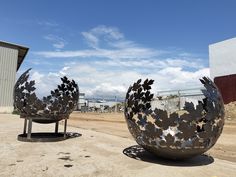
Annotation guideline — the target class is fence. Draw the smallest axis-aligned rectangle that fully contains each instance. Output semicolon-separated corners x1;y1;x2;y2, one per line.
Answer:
152;87;206;113
75;88;206;113
76;100;123;113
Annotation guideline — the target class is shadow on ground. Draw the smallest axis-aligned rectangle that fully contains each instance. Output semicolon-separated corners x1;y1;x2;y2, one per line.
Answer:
123;145;214;166
17;132;82;142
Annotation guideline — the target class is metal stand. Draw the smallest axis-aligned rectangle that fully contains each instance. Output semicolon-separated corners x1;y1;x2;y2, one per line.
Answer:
27;118;32;139
23;118;27;134
55;122;59;133
18;117;69;142
64;118;67;138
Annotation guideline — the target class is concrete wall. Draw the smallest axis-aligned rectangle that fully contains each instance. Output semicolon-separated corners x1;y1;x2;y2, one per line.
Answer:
209;37;236;79
0;46;18;113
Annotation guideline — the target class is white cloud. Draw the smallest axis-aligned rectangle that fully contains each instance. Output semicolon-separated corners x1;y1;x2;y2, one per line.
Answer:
157;67;210;86
27;60;209;99
59;66;70;75
81;25;124;49
34;47;160;59
36;25;162;59
31;71;44;85
29;71;55;97
94;58;204;70
26;58;55;66
81;32;99;48
44;34;67;49
38;21;59;27
29;25;210;99
88;25;124;40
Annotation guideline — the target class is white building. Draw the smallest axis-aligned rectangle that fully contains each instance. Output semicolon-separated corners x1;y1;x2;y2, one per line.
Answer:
209;37;236;79
209;37;236;104
77;93;88;111
0;41;28;113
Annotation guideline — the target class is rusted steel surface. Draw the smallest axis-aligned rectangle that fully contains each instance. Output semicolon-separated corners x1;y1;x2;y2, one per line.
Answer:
124;77;225;159
214;74;236;104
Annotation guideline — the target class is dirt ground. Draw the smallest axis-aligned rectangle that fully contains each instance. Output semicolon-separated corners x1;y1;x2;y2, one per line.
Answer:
0;113;236;177
69;111;236;163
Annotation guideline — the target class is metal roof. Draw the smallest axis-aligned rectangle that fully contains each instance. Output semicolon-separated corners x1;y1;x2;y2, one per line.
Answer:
0;41;29;71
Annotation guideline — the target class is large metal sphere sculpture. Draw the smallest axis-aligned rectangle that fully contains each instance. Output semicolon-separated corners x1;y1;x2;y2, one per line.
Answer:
124;77;225;159
14;69;79;123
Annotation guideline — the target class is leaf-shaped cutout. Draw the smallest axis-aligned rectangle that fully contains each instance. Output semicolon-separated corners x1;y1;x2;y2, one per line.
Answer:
137;114;147;127
144;122;156;138
165;133;175;145
132;82;141;91
184;102;195;113
142;79;152;90
136;79;142;84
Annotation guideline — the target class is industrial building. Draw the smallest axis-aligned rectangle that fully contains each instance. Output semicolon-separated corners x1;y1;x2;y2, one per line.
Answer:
209;37;236;104
77;93;88;112
0;41;28;113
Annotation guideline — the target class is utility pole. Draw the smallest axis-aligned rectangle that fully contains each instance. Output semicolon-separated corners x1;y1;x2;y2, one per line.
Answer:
178;90;181;111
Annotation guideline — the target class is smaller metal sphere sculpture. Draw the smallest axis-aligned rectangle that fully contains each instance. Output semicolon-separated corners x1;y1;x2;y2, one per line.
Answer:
14;69;79;123
14;69;79;142
124;77;225;159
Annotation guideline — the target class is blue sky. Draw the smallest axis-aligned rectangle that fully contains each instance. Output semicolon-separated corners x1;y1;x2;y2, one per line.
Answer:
1;0;236;98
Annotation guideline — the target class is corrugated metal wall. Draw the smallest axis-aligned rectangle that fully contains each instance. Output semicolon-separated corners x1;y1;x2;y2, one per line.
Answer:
0;46;18;112
214;74;236;104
